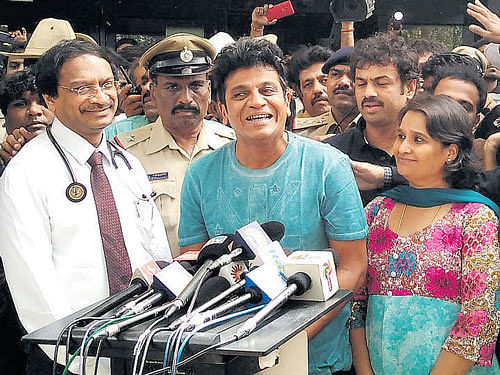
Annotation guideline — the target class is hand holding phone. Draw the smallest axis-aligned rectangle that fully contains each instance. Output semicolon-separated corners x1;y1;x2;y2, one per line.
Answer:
119;65;142;96
266;1;295;22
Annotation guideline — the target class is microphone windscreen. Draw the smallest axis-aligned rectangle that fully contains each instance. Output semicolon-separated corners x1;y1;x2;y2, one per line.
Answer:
287;272;312;296
260;221;285;241
197;234;233;264
193;276;231;307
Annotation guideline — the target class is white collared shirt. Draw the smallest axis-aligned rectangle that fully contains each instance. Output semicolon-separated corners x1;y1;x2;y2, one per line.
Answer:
0;117;171;338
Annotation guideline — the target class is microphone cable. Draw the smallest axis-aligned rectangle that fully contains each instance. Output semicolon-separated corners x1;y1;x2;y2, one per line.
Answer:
92;339;104;375
52;315;105;375
80;319;108;375
132;316;171;375
61;315;133;375
143;305;264;375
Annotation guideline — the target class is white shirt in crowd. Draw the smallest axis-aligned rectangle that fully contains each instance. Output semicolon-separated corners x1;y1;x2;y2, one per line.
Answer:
0;117;171;338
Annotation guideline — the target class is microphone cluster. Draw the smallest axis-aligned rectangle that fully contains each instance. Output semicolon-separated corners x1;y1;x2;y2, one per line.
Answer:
55;220;340;375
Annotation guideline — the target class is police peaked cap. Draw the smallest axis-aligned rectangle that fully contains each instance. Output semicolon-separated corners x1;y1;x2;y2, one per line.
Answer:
139;33;216;77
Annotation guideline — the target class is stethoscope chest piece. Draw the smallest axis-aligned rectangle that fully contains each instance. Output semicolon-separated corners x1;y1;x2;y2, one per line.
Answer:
66;182;87;203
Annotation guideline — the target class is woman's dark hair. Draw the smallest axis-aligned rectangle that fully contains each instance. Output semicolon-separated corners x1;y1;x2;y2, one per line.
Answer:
399;94;477;189
36;39;116;98
211;37;287;104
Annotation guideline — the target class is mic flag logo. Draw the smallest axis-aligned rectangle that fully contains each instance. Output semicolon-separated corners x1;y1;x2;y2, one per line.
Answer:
323;261;333;292
230;263;245;282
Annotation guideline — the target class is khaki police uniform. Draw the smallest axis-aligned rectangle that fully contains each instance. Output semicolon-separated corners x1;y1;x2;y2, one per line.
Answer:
117;117;234;257
121;32;225;256
293;110;360;139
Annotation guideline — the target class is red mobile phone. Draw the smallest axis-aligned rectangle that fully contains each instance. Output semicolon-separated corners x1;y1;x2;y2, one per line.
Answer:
266;1;295;22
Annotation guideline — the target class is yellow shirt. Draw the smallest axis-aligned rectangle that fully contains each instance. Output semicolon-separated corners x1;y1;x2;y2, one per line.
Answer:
117;117;235;257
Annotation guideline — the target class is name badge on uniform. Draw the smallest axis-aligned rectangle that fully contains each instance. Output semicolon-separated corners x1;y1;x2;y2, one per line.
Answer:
148;172;169;181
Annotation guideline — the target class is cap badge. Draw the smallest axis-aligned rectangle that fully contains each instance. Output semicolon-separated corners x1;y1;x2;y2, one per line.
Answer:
180;46;193;63
182;67;193;75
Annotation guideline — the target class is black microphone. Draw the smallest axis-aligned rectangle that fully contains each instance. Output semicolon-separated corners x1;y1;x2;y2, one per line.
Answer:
261;221;285;241
232;221;285;261
82;260;161;319
163;237;232;320
193;276;232;308
235;272;312;340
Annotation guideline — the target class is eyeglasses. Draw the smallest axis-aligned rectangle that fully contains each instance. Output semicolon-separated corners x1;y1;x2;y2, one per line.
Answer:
58;80;118;99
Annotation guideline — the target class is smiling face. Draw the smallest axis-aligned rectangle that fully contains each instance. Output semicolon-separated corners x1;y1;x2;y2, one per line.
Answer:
43;54;118;146
5;91;54;134
220;65;290;145
355;63;415;128
298;62;330;116
394;110;456;188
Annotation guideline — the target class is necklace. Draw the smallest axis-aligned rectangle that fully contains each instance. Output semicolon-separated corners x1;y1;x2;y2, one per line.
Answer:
396;204;442;234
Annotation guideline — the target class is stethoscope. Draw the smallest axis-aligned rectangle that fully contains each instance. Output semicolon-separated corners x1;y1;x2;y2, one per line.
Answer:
46;126;133;203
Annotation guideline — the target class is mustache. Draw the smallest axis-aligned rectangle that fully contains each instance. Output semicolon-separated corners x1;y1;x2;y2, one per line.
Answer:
81;101;114;112
333;86;354;96
311;92;329;106
171;104;200;115
361;98;384;107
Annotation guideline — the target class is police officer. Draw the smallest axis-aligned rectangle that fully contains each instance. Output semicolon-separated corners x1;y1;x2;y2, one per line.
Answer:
117;33;235;257
292;47;360;140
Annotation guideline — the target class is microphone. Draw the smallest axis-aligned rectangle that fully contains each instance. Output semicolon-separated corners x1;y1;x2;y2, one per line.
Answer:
162;236;232;320
260;221;285;242
283;251;338;301
83;260;161;319
245;262;287;303
168;277;245;330
235;272;312;340
232;221;285;261
185;286;263;331
121;261;194;316
192;276;231;308
176;257;286;331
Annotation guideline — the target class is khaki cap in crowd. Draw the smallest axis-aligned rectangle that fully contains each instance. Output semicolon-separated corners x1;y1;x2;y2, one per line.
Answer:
139;32;216;77
1;18;77;58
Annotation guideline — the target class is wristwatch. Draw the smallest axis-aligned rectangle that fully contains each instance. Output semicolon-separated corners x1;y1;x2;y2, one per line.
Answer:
383;166;392;190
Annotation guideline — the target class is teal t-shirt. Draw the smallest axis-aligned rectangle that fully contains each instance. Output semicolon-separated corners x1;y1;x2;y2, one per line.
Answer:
105;114;150;140
179;131;368;374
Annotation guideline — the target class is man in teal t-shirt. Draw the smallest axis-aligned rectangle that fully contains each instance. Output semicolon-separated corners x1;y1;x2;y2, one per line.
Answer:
178;38;368;375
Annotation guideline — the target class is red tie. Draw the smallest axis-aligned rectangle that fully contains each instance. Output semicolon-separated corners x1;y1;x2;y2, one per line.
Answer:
88;151;132;294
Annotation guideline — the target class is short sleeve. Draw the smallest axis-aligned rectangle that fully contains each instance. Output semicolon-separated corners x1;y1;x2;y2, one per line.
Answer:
322;154;368;241
178;165;209;246
443;204;500;366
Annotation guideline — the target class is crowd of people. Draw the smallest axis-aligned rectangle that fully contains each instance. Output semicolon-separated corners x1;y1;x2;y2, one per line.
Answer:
0;1;499;374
